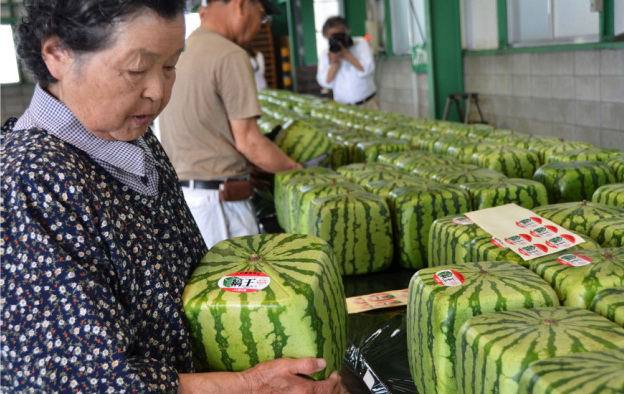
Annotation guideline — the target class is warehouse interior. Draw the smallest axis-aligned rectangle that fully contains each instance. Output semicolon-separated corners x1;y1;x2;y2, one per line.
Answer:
1;1;624;393
2;0;624;149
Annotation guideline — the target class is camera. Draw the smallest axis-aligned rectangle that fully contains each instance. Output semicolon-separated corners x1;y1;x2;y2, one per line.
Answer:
328;33;353;53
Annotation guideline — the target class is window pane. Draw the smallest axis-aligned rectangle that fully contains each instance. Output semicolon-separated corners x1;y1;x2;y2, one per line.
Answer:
462;0;498;50
553;0;598;40
615;0;624;36
509;0;550;43
184;13;201;39
0;24;20;84
314;0;341;59
390;0;426;56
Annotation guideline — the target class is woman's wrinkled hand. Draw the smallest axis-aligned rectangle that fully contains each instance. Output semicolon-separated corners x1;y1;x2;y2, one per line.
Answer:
242;358;348;394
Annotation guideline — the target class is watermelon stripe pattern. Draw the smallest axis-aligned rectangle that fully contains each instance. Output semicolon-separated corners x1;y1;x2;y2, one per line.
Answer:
518;348;624;394
460;178;548;210
432;167;505;185
182;234;346;379
532;201;624;237
274;120;333;164
309;191;393;276
471;147;540;179
407;261;560;394
529;248;624;308
589;287;624;327
533;161;616;203
592;183;624;209
589;217;624;247
456;307;624;394
427;215;485;267
389;184;471;269
607;156;624;182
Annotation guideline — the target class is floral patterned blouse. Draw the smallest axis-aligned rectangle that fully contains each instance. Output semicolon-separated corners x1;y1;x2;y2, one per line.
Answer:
1;116;208;392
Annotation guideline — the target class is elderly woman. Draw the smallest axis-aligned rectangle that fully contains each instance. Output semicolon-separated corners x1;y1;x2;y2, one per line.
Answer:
1;0;342;392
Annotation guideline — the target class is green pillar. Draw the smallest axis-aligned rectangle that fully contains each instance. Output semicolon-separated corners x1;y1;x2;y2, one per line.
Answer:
343;0;366;37
301;0;318;65
425;0;464;121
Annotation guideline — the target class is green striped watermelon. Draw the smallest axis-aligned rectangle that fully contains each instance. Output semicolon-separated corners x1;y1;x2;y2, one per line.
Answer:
460;177;548;210
529;248;624;308
607;155;624;182
335;162;399;181
182;234;346;379
533;161;616;203
532;200;624;237
397;153;455;172
328;140;349;169
293;181;364;234
427;215;485;267
308;191;393;275
340;136;386;163
376;150;419;165
276;172;346;231
446;141;501;164
518;348;624;394
590;287;624;327
352;139;410;163
592;183;624;209
589;217;624;247
529;139;594;163
364;176;429;199
456;307;624;394
545;146;622;164
274;120;333;164
466;231;599;268
348;167;407;188
389;184;471;269
431;167;505;185
407;261;560;394
471;146;541;179
412;163;478;180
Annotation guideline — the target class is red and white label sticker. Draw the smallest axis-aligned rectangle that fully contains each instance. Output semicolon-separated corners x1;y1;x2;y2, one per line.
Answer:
515;217;543;229
218;271;271;293
434;270;465;287
530;226;559;238
545;234;576;249
452;216;473;225
518;244;548;257
505;234;532;246
491;237;507;248
557;254;592;267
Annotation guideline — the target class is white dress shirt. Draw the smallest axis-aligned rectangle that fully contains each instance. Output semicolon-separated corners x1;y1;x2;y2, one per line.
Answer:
316;36;376;104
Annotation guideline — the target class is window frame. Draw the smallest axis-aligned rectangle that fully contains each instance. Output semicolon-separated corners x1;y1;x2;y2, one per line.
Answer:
464;0;623;56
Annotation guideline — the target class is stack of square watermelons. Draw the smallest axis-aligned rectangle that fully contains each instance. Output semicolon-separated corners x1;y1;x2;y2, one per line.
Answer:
260;89;624;393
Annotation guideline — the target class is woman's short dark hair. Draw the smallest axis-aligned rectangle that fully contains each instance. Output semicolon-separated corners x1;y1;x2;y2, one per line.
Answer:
15;0;187;88
322;16;349;36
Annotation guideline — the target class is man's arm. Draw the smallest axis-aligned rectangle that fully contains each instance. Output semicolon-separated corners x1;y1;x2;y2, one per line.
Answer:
230;117;302;173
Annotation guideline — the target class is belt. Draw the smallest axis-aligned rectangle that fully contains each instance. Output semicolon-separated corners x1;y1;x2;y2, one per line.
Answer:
180;180;223;190
354;92;376;106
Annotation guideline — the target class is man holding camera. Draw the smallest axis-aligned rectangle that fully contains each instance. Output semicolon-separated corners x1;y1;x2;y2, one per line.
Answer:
316;16;378;109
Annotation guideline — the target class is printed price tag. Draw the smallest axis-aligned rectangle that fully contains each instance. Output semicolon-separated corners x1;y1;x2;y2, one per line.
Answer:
218;271;270;293
346;289;409;314
558;254;592;267
452;216;473;225
434;270;465;287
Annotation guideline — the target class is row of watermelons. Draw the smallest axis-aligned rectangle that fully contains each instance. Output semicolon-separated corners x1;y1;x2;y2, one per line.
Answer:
180;89;624;393
259;89;623;275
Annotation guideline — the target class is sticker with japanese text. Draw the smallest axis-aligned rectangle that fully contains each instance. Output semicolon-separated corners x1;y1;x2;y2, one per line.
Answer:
515;217;543;229
530;225;559;238
452;216;473;225
504;233;532;246
218;271;270;293
434;270;465;287
518;243;548;257
557;254;592;267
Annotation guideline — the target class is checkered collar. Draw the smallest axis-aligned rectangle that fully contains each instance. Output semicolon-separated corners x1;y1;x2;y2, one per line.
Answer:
14;84;148;177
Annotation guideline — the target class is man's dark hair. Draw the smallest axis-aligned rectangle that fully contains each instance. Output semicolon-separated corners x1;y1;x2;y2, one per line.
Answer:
322;16;349;36
15;0;187;87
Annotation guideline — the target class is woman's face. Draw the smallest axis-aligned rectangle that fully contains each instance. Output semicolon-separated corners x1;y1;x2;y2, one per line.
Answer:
46;11;185;141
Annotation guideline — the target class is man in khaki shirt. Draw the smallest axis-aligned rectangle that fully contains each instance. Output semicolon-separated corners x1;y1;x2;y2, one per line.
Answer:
159;0;300;248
